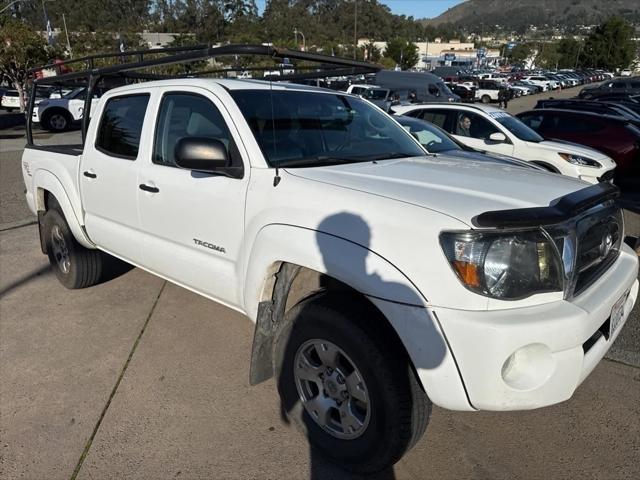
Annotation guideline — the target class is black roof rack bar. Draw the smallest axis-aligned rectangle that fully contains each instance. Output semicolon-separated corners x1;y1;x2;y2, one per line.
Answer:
32;44;381;86
31;44;209;74
264;66;376;82
27;44;382;147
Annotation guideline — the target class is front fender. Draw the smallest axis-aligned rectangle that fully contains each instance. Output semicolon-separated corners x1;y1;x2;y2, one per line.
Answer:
243;223;426;321
33;169;94;249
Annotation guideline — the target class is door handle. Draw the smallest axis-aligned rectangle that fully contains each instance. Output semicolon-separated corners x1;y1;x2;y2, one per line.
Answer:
83;171;97;179
139;184;159;193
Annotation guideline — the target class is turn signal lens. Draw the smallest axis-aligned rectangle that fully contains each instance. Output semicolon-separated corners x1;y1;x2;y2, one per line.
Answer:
452;261;481;288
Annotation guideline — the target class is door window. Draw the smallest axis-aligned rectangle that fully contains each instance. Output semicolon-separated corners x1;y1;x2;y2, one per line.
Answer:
454;112;500;139
414;109;449;129
153;93;239;167
517;113;545;131
95;94;150;159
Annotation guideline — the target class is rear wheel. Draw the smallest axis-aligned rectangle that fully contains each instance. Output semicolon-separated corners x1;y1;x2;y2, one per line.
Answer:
481;94;491;104
43;110;71;132
275;293;430;474
42;208;104;289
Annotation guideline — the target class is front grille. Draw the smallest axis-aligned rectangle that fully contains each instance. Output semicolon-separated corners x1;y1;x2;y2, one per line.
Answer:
573;207;623;295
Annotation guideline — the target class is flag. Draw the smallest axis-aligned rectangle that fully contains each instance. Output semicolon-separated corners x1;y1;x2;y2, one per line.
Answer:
44;13;53;45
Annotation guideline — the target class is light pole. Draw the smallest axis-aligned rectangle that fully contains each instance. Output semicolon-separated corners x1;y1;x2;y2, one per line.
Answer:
353;0;358;59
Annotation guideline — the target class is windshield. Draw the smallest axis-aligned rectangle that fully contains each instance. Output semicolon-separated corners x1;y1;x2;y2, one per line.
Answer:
64;88;85;99
437;82;454;96
230;90;425;167
364;89;388;100
494;114;544;143
395;117;461;153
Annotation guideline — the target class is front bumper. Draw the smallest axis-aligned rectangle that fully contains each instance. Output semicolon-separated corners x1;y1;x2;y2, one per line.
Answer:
433;244;638;411
576;165;615;185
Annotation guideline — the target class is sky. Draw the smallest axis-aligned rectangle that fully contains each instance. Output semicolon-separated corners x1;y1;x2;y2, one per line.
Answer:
255;1;465;20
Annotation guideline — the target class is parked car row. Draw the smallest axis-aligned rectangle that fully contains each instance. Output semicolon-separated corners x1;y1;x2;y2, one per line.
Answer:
440;69;603;105
517;93;640;196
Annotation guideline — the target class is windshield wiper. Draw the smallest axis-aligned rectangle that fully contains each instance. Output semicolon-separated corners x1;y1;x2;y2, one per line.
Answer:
275;156;365;168
367;152;420;161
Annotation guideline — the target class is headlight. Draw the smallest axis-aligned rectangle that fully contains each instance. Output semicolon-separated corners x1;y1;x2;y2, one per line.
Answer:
558;152;601;168
440;230;563;299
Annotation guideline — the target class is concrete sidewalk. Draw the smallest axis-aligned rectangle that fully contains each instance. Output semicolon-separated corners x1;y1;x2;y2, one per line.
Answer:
1;225;640;480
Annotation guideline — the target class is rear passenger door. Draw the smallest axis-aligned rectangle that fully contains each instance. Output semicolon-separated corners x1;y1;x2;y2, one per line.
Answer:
81;93;151;264
136;87;250;308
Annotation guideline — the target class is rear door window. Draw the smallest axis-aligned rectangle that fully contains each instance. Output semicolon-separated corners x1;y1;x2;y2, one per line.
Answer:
414;109;450;129
95;94;150;159
548;113;605;133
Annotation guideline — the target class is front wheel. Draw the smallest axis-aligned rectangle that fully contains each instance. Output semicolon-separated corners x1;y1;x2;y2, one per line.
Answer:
481;94;491;104
275;293;430;474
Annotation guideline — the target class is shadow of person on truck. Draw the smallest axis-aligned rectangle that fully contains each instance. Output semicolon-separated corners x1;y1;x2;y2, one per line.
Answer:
278;212;447;479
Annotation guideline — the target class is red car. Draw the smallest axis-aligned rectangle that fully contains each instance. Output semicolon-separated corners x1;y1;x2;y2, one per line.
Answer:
516;109;640;192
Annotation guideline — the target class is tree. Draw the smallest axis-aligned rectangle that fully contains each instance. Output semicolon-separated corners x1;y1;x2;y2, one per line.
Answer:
507;43;532;65
0;21;53;112
384;38;418;70
360;41;381;62
556;38;583;69
581;17;635;70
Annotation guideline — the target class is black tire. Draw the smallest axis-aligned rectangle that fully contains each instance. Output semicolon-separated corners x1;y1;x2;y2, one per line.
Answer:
275;292;430;474
481;94;491;104
43;109;71;132
42;208;103;289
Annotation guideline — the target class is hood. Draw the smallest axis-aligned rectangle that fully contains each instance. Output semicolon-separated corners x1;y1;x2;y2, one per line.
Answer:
445;149;542;170
286;155;588;227
533;140;616;166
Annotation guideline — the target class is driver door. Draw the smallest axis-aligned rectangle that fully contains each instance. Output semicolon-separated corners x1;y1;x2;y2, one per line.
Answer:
450;111;515;156
136;87;250;308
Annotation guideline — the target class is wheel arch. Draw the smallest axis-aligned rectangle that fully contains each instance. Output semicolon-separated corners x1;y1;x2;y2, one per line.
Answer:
530;160;561;173
40;106;71;127
34;171;94;249
244;224;428;387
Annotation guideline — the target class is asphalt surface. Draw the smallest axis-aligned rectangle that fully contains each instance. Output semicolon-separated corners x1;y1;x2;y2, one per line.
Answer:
1;88;640;479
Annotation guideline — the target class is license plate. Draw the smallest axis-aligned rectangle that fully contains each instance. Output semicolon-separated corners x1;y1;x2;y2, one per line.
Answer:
610;290;629;338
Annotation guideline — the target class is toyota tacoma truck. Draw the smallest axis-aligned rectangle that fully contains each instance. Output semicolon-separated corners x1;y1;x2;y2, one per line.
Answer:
22;67;639;473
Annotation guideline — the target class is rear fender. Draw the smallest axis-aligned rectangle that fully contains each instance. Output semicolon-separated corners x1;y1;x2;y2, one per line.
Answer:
34;170;94;249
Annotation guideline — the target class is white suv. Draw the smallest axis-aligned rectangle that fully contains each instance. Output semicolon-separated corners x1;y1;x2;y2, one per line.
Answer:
522;75;560;90
392;104;616;184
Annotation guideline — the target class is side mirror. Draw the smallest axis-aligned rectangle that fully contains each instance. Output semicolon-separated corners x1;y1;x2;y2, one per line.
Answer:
488;132;507;143
175;137;243;178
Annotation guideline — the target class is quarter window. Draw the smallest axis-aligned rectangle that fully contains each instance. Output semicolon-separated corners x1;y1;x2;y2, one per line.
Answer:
153;93;238;167
95;94;150;159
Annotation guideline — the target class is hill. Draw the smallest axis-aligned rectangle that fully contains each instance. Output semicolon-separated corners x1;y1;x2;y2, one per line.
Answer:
426;0;640;31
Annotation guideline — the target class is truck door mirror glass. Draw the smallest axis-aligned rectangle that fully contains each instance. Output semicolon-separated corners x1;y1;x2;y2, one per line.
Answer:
489;132;507;143
175;137;229;172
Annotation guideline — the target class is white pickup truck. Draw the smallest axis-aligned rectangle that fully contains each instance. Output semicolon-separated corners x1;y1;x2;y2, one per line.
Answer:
22;77;639;473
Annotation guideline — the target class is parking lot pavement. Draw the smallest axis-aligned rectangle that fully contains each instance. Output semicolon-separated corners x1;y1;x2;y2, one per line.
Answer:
505;85;580;115
2;224;640;480
0;225;166;480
